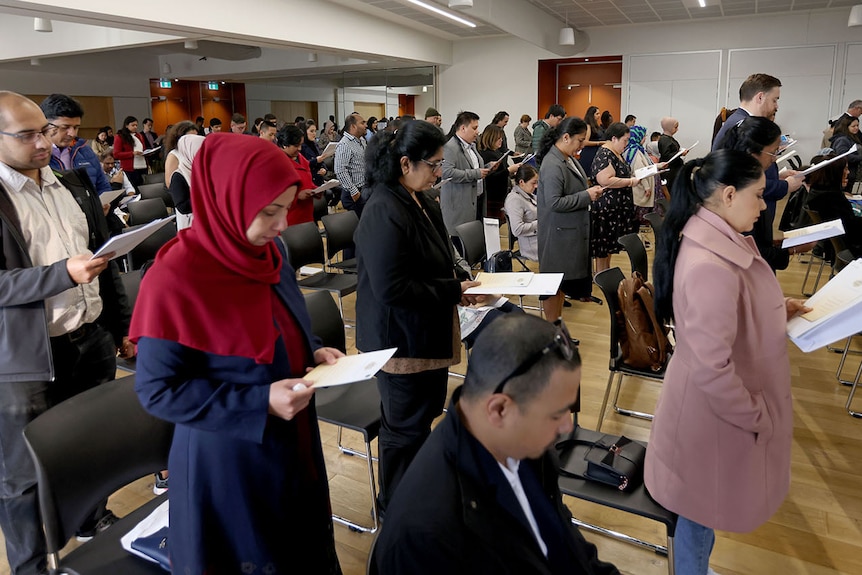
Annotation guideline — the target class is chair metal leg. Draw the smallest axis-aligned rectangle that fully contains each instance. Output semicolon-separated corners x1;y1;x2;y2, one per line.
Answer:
667;536;675;575
801;253;821;296
337;295;354;329
596;371;618;432
835;336;862;385
336;426;378;461
846;359;862;418
331;434;379;533
570;517;668;556
612;374;655;422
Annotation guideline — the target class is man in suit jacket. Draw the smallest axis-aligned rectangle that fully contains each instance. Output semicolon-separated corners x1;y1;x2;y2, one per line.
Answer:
441;111;489;234
372;314;620;575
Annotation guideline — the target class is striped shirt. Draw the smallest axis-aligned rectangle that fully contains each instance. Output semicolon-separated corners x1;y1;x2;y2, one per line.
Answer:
334;133;366;197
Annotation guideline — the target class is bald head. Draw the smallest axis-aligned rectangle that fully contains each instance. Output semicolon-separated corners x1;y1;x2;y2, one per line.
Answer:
660;117;678;135
0;91;54;179
0;91;42;131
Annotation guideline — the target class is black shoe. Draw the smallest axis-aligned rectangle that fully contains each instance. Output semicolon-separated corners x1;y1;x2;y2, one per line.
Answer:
76;510;120;542
563;299;572;308
579;296;603;305
569;337;580;347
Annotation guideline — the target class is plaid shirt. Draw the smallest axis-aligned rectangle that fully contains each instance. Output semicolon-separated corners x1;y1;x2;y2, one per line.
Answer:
334;133;366;197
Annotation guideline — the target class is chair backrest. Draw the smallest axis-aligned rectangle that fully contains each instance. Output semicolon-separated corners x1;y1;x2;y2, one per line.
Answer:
321;211;359;261
501;208;518;252
127;197;168;226
120;269;142;308
303;291;347;353
142;172;166;185
313;195;328;223
137;183;167;201
453;220;486;267
655;197;669;213
126;220;177;270
644;212;663;237
281;221;326;269
23;377;173;555
617;233;649;281
593;267;626;363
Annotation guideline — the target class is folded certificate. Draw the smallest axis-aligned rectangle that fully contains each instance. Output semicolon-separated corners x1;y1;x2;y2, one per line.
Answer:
99;189;127;206
788;259;862;352
781;219;845;248
143;146;162;156
304;348;397;388
634;164;660;180
312;179;340;195
90;215;176;260
322;142;338;156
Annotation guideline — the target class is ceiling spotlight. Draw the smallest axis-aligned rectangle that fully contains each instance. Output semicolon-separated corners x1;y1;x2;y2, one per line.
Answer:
162;63;172;75
30;58;41;66
850;5;862;27
698;0;706;7
422;86;428;93
448;0;473;8
308;53;318;63
559;27;575;46
184;39;199;50
34;17;52;33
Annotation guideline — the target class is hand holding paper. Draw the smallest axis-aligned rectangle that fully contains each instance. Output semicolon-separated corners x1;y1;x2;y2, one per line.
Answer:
303;348;397;388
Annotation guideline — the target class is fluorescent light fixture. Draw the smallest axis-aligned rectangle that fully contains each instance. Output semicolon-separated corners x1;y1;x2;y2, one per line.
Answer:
449;0;473;8
407;0;477;28
698;0;706;7
559;27;575;45
34;17;52;32
850;5;862;26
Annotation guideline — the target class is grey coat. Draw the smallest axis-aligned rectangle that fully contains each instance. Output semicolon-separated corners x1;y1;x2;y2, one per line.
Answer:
441;136;484;234
537;145;592;280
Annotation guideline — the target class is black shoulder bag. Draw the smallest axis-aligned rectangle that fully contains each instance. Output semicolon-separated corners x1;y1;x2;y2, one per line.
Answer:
556;433;646;492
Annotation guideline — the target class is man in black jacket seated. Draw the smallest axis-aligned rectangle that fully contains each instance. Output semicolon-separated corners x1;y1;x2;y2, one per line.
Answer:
372;314;619;575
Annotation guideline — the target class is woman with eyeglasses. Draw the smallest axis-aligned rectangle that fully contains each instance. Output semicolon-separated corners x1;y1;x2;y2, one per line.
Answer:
716;116;813;271
648;149;809;575
355;119;481;516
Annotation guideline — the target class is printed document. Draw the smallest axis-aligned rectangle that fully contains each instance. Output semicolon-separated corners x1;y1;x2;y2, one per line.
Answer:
304;348;397;388
90;215;176;260
781;219;845;249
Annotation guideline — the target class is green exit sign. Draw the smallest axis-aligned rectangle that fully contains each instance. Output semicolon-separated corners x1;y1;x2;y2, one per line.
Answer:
159;79;172;88
207;81;219;90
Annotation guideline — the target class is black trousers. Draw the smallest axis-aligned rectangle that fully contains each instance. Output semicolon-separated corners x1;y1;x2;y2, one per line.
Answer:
376;367;448;511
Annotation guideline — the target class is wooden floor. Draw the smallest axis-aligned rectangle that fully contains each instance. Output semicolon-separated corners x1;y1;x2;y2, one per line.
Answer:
3;220;861;575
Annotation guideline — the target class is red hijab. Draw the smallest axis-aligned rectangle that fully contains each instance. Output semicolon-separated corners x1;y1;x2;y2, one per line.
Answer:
130;133;301;363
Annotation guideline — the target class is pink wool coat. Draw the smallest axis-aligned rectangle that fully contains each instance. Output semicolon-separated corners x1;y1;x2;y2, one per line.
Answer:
644;207;793;533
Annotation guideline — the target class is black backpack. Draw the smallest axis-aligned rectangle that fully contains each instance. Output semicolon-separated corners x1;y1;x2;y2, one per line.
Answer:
483;250;513;273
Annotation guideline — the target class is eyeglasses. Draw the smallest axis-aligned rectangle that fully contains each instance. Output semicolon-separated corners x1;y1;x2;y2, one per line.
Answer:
762;148;781;158
0;124;58;144
421;158;444;170
492;319;575;396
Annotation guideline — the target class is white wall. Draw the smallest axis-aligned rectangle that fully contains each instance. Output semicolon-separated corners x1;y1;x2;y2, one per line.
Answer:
439;9;862;163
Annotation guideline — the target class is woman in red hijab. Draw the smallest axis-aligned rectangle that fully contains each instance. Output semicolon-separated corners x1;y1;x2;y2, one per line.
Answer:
130;133;343;574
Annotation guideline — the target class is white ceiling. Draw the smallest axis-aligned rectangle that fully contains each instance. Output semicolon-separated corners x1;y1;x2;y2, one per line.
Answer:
527;0;861;28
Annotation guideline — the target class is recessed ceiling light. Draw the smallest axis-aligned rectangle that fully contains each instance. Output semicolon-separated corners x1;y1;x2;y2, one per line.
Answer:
406;0;477;28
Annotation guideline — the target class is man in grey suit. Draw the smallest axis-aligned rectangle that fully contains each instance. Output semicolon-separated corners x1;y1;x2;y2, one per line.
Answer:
441;111;489;234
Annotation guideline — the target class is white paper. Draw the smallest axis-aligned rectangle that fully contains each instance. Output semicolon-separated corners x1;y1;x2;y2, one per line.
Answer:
90;215;176;260
304;348;397;388
312;179;340;195
431;177;453;190
99;189;127;206
634;164;659;180
787;259;862;352
458;296;508;339
322;142;338;156
298;265;323;276
142;146;162;156
468;272;534;291
120;499;169;564
775;149;797;164
483;217;502;259
520;153;536;165
781;219;845;248
799;146;858;176
666;140;698;165
465;272;563;296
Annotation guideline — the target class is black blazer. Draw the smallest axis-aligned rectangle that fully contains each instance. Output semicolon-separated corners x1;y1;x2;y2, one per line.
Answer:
373;389;621;575
355;182;462;359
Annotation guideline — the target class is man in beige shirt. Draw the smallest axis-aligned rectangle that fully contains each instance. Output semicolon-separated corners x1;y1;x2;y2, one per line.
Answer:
0;91;132;575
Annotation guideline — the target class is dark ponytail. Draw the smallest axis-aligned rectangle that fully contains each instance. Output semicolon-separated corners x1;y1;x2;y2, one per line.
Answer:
715;116;781;155
653;149;764;324
365;119;445;188
537;116;587;164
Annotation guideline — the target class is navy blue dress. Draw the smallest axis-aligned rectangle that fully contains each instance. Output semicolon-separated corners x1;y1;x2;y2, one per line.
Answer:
135;261;340;575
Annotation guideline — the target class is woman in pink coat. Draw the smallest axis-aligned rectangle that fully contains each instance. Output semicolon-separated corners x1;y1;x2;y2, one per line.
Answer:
647;149;809;574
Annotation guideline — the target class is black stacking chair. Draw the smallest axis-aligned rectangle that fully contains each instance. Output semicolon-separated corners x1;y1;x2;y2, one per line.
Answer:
125;220;177;271
116;270;143;373
557;426;677;575
141;172;165;186
593;267;665;431
23;377;173;575
313;195;328;224
136;183;173;209
453;220;486;270
617;233;649;282
320;211;359;273
644;212;663;239
281;223;357;320
304;291;381;533
127;198;168;226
